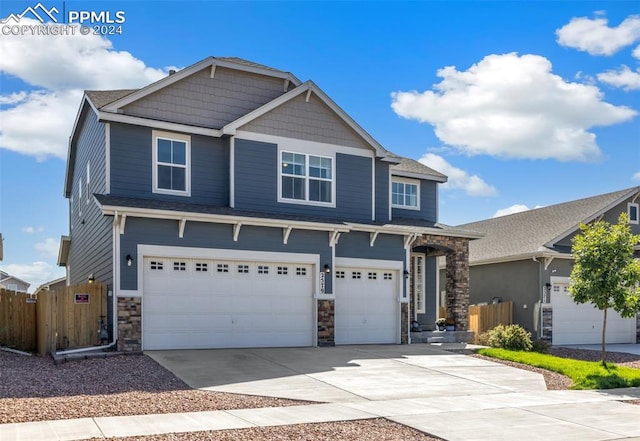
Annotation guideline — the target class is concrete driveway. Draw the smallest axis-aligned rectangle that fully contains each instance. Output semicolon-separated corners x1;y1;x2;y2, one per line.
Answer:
147;344;547;403
146;344;640;441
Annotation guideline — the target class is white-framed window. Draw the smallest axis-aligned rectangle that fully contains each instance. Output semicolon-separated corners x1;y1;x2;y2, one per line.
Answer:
391;177;420;210
296;267;307;276
628;203;639;224
412;254;425;314
217;263;229;273
336;271;345;279
277;266;288;275
152;130;191;196
368;272;377;280
195;263;208;272
78;177;83;217
383;272;393;280
150;261;164;270
279;151;334;206
173;261;186;271
352;271;361;279
258;265;269;274
6;283;17;292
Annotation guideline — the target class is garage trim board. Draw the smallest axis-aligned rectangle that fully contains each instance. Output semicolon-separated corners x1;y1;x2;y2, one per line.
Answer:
138;245;320;350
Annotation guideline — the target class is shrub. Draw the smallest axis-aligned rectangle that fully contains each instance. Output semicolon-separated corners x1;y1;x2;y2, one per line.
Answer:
486;324;533;351
531;339;550;353
477;331;491;346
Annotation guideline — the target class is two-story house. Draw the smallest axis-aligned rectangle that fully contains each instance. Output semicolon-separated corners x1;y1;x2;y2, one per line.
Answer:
58;57;480;351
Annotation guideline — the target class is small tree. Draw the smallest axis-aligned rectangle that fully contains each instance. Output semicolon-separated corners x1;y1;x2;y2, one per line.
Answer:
570;213;640;364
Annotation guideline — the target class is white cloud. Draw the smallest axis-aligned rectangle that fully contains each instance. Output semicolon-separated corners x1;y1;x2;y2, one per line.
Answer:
556;15;640;56
391;53;637;162
22;226;44;234
34;238;59;258
493;204;543;218
419;153;497;196
0;18;172;160
0;261;64;292
633;171;640;180
633;45;640;60
597;65;640;91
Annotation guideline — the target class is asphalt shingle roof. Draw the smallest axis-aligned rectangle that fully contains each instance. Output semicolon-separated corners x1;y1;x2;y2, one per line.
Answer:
459;187;640;263
85;89;138;109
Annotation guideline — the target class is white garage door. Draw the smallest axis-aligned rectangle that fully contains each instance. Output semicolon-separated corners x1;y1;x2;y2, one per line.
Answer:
143;257;314;350
551;278;635;345
335;266;399;344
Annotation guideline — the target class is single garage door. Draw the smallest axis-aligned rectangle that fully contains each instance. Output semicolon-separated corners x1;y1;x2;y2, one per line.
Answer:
143;257;314;350
551;278;635;345
335;266;399;344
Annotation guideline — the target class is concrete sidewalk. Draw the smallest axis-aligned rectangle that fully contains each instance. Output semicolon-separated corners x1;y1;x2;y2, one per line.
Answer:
558;343;640;356
2;388;639;441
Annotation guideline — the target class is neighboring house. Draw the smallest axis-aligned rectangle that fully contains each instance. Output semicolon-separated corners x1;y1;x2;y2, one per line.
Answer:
33;277;67;296
0;270;30;293
459;187;640;345
58;56;480;352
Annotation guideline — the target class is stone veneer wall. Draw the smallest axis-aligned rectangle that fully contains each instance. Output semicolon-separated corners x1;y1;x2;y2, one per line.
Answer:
317;299;335;346
401;303;409;344
413;234;470;331
117;297;142;352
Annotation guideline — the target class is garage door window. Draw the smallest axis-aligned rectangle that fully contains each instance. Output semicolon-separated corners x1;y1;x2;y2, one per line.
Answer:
352;271;361;279
296;267;307;276
383;273;393;280
237;264;249;274
195;263;208;272
150;261;164;270
173;262;186;271
336;271;345;279
368;272;377;280
258;265;269;274
277;266;288;275
217;264;229;273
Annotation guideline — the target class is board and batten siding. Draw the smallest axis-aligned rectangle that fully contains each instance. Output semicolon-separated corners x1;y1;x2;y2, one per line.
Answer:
68;108;113;288
119;218;332;293
122;67;290;129
109;123;229;206
391;179;437;222
239;93;372;150
234;139;372;221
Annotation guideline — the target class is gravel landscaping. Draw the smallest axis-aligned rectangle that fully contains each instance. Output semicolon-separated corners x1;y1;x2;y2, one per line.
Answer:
82;419;444;441
2;345;639;440
0;351;308;424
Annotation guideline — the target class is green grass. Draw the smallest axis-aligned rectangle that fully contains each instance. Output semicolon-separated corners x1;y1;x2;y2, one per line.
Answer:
477;347;640;390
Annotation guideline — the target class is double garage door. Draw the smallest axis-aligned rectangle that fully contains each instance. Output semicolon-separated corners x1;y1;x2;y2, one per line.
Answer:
143;256;314;350
142;251;401;350
551;277;636;345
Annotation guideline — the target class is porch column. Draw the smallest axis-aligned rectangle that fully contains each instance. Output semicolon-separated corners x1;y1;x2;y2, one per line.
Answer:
445;239;470;331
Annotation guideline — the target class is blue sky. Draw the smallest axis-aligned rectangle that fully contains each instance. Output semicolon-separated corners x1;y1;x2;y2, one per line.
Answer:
1;0;639;289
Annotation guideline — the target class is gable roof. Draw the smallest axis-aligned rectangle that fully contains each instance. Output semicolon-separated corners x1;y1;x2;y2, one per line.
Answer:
0;270;31;289
388;155;447;182
460;187;640;264
101;57;301;112
85;89;137;109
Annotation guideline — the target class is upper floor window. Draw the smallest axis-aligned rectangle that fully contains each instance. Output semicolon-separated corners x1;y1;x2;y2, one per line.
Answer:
279;151;334;206
152;130;191;196
391;178;420;210
629;203;639;224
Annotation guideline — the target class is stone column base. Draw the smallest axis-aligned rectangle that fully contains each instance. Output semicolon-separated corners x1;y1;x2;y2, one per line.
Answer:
117;297;142;352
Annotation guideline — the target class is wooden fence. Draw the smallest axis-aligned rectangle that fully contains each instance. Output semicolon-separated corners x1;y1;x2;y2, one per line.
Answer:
37;283;107;356
469;301;513;343
0;289;37;352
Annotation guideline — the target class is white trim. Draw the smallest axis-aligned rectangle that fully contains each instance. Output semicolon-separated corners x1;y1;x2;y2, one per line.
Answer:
391;177;420;211
470;252;575;267
404;246;410;302
152;130;191;197
278;150;336;208
371;157;376;221
412;253;426;314
118;289;141;298
105;123;111;194
283;226;293;244
233;223;242;242
335;257;403;271
137;244;321;298
97;111;222;138
229;136;235;208
178;219;187;238
224;81;389;159
236;131;374;159
369;231;379;247
99;202;350;233
628;203;639;224
388;166;392;221
391;170;447;183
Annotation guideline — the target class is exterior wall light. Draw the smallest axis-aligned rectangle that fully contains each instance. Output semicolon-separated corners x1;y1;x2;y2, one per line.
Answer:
404;270;410;279
324;264;331;273
126;254;133;267
88;273;95;284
